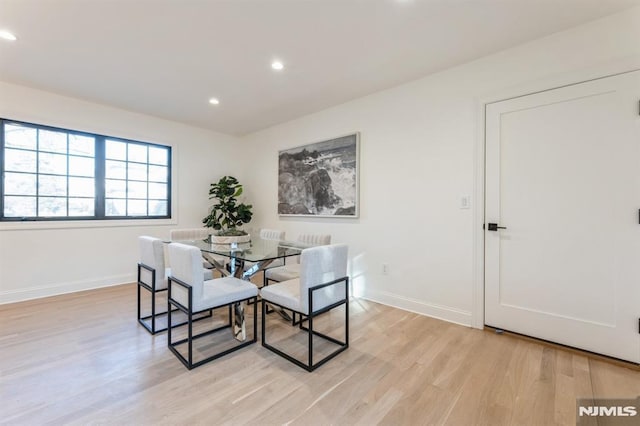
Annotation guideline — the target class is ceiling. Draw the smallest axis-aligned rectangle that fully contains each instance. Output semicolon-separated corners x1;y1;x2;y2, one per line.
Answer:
1;0;639;136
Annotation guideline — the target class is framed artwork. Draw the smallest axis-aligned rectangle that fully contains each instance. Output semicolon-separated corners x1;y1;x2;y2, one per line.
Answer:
278;132;359;217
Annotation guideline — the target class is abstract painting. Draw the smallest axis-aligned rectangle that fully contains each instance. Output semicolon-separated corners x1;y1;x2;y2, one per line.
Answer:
278;133;359;217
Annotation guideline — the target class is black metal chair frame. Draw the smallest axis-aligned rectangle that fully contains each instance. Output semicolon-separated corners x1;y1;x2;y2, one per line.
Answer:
261;276;349;372
262;257;299;322
137;263;211;334
137;262;176;335
168;276;258;370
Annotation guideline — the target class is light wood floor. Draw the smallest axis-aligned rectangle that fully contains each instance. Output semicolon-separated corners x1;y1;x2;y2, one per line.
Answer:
1;283;639;425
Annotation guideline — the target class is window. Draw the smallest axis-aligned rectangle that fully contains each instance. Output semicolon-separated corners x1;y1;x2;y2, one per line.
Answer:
104;139;169;217
1;119;171;221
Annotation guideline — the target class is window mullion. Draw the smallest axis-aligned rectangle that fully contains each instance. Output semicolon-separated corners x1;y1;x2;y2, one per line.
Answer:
0;119;4;219
36;128;40;217
66;133;70;216
95;136;106;218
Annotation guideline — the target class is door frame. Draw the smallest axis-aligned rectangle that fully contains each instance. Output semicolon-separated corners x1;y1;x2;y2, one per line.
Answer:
471;59;640;329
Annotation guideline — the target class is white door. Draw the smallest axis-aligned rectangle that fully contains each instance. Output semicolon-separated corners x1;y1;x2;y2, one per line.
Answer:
485;70;640;363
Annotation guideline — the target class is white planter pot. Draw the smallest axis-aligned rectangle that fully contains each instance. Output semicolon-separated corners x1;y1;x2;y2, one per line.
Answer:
210;233;251;245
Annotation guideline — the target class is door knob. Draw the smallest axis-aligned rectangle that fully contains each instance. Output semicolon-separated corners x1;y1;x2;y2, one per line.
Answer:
487;223;507;231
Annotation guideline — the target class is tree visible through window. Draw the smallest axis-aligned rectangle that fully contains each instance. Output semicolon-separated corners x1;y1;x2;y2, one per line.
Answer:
1;119;171;221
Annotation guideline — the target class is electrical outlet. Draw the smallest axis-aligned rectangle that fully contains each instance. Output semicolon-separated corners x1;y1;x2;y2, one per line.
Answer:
382;263;389;275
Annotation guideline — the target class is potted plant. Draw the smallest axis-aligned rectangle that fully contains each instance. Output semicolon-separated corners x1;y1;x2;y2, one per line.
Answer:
202;176;253;243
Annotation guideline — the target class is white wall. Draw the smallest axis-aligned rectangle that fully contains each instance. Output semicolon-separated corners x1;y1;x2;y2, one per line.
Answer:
241;7;640;326
0;82;242;303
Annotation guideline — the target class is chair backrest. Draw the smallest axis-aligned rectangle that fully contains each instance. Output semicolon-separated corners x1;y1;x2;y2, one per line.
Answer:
167;243;205;307
170;228;211;241
299;244;348;313
294;233;331;263
139;236;167;289
297;233;331;246
260;229;285;241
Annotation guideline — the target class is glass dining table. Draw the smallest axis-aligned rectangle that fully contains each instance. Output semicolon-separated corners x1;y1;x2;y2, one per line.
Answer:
171;235;311;340
173;235;311;281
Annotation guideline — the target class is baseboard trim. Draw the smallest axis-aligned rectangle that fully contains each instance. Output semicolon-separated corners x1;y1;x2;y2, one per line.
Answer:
361;289;472;327
0;273;135;305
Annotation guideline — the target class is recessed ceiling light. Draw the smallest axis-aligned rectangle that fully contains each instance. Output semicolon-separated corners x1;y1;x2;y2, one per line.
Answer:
0;30;17;41
209;98;220;105
271;61;284;71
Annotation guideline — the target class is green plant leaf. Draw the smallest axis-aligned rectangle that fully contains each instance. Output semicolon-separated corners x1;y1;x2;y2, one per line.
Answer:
203;175;252;231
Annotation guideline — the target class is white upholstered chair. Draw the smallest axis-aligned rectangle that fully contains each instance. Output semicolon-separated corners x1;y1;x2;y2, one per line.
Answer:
259;228;285;241
260;243;349;371
169;228;227;271
169;228;211;241
264;233;331;285
167;243;259;369
137;236;213;334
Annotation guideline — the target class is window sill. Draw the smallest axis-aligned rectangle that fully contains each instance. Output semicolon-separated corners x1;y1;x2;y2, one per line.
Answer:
0;217;178;231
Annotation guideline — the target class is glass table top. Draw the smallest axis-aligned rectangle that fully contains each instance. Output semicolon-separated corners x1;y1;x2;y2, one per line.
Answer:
172;236;312;263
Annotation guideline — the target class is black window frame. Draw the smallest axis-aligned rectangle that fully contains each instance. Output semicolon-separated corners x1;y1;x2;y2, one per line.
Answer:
0;118;172;221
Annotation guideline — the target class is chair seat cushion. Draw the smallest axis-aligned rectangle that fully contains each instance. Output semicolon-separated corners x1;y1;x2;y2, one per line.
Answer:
261;276;347;316
264;263;301;282
194;277;258;312
159;267;213;289
260;279;305;314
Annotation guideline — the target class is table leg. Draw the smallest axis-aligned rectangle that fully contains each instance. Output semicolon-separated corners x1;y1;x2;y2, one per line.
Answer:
202;253;230;277
272;306;292;322
233;301;246;341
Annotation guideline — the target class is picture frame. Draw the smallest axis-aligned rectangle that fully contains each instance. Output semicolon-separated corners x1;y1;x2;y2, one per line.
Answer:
278;132;360;217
